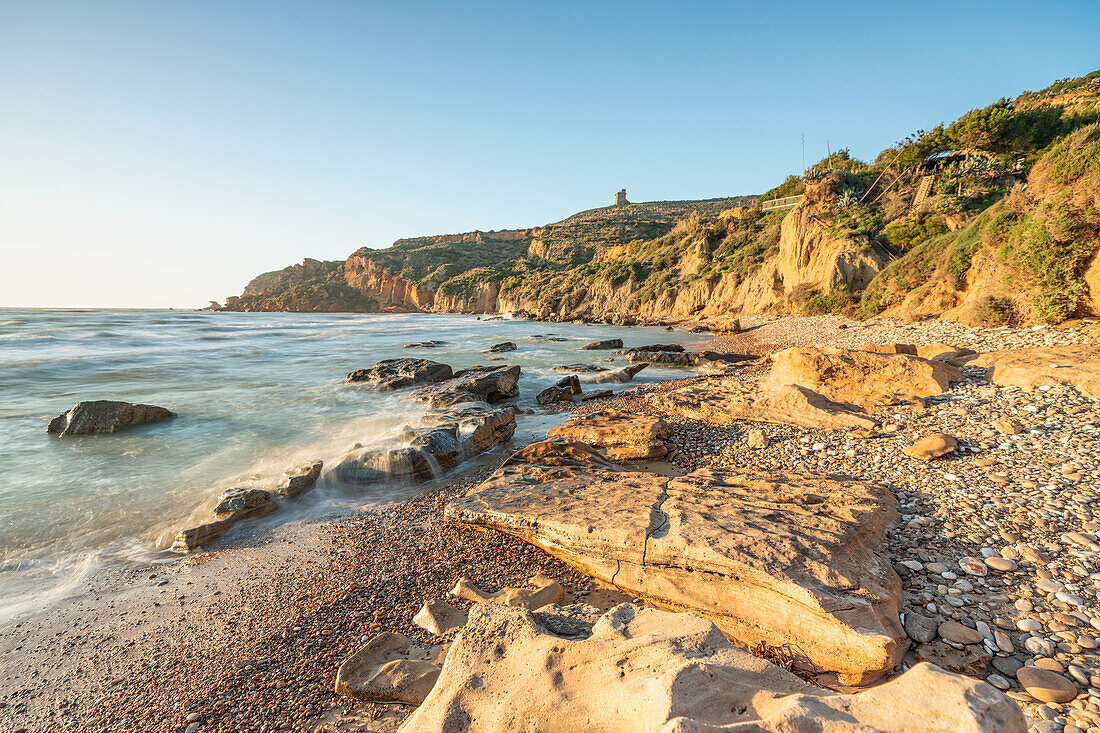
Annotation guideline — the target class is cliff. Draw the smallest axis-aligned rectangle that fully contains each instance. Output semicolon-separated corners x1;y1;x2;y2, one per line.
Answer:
219;69;1100;326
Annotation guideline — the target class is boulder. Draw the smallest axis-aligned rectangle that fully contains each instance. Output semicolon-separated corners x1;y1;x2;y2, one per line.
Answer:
47;400;174;436
344;359;453;390
589;363;648;384
446;446;905;684
273;459;323;498
967;346;1100;398
334;632;444;704
651;380;877;431
917;342;977;362
580;338;623;350
403;603;1025;732
624;350;752;367
449;574;565;609
546;410;672;461
551;363;605;373
536;376;582;406
903;434;958;462
484;341;517;353
333;407;516;485
765;347;961;410
710;317;742;335
170;488;276;553
412;365;521;406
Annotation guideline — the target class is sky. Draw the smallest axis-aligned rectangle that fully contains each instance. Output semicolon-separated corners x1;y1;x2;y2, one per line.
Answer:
1;1;1098;308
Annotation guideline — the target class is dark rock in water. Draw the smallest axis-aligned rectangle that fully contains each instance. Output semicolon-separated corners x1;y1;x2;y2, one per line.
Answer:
551;364;606;373
413;365;520;407
590;364;649;384
47;400;174;436
580;339;623;350
580;389;614;401
537;375;583;406
213;487;273;516
617;344;684;354
690;325;711;333
404;340;448;348
345;359;453;389
274;459;324;498
484;342;517;353
531;335;569;342
333;406;517;486
623;351;752;367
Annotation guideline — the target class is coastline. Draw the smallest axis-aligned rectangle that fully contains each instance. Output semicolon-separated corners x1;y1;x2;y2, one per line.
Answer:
3;313;1100;732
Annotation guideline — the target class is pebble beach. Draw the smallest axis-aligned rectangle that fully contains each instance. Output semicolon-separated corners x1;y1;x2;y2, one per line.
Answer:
3;314;1100;733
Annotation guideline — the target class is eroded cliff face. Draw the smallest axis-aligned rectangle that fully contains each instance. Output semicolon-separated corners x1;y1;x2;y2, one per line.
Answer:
343;256;434;312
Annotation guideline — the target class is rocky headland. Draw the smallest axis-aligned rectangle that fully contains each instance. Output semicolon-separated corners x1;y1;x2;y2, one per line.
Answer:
5;313;1100;733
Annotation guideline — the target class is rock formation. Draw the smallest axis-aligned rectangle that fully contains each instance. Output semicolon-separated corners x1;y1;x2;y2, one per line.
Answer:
345;359;453;390
966;346;1100;398
764;347;961;410
411;365;521;407
650;380;877;431
402;603;1024;732
446;440;906;684
545;410;672;460
47;400;174;436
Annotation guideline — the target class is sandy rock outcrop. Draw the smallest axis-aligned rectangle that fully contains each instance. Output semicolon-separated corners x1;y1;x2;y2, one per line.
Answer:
273;459;324;498
546;410;672;460
47;400;174;436
401;603;1024;733
650;380;877;431
446;442;905;684
765;347;961;410
170;486;277;553
343;256;433;311
345;359;453;390
966;346;1100;398
449;574;566;609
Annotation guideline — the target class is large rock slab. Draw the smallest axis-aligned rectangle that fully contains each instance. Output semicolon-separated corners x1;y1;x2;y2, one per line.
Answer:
765;347;961;410
650;380;877;431
412;365;520;406
47;400;174;436
345;358;453;390
170;486;277;553
333;406;516;485
580;338;623;350
589;363;648;384
401;603;1024;733
446;442;905;684
966;346;1100;398
546;409;672;460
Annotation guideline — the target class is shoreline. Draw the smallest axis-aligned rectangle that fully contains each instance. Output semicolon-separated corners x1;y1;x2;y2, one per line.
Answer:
3;313;1100;732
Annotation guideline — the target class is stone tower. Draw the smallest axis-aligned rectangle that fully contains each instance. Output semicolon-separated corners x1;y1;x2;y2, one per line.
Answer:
614;189;629;206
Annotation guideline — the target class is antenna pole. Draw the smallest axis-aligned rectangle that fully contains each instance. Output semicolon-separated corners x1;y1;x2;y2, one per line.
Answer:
801;134;806;174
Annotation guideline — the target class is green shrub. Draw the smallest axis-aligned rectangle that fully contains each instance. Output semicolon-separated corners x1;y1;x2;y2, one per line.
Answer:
884;213;949;250
975;296;1016;325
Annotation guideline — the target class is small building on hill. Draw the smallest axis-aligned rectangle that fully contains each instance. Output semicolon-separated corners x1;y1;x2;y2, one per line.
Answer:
614;189;629;206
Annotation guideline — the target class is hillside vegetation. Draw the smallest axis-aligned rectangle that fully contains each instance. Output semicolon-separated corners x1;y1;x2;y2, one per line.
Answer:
218;70;1100;325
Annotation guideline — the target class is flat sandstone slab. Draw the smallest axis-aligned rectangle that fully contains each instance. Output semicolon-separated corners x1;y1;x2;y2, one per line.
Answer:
966;346;1100;398
445;442;905;684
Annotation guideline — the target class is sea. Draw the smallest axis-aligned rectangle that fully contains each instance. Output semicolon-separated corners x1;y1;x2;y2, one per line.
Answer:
0;309;710;624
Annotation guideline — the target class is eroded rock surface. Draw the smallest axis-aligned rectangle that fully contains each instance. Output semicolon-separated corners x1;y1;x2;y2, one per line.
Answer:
446;441;905;683
650;380;877;431
966;346;1100;398
765;347;961;410
589;363;648;384
401;603;1024;733
581;338;623;350
47;400;174;436
546;409;672;460
334;632;444;705
624;350;751;367
273;459;324;497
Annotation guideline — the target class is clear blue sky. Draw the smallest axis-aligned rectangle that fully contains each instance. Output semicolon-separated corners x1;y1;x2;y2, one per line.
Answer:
1;0;1098;308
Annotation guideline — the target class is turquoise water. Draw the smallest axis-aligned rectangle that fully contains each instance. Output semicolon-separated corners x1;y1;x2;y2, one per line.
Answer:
0;309;708;622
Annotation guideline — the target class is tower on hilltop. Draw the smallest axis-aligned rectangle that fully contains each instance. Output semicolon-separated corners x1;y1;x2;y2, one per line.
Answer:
614;188;629;206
